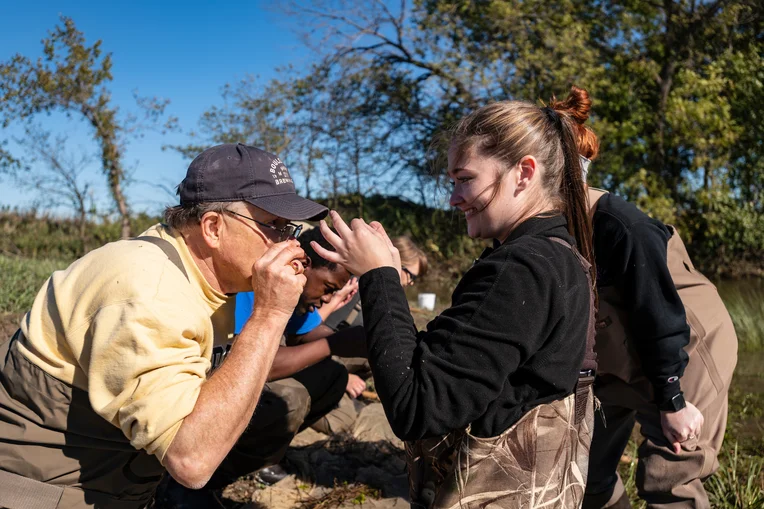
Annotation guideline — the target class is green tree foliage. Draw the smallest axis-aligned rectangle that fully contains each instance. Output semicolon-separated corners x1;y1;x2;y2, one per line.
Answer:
181;0;763;274
0;16;176;238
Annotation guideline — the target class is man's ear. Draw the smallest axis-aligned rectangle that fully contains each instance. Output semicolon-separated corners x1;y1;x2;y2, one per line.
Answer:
199;211;223;248
516;155;538;192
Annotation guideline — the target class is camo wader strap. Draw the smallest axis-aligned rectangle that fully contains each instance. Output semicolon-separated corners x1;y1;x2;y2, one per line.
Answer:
0;469;64;509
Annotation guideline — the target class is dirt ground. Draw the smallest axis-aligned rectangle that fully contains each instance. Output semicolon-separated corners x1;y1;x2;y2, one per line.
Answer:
0;313;22;341
222;402;410;509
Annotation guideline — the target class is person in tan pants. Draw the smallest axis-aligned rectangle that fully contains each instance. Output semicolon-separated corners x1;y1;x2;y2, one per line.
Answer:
559;103;738;508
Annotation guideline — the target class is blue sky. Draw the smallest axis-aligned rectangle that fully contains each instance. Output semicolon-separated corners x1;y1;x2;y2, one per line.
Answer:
0;0;314;214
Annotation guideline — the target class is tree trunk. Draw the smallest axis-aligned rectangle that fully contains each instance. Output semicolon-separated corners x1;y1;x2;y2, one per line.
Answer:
86;106;132;239
103;149;131;239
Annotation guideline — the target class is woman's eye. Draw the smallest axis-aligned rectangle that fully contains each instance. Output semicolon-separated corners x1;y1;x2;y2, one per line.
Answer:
458;177;472;183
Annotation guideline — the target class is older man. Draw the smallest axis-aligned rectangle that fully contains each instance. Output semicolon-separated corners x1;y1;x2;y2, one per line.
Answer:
0;143;327;509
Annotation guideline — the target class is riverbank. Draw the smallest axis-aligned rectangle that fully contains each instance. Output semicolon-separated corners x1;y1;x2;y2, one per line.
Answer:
1;253;762;507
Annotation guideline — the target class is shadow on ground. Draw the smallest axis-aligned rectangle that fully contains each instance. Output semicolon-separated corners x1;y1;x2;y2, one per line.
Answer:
223;403;410;509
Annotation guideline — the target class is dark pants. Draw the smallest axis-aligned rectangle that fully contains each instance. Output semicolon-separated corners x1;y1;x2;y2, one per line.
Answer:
205;357;347;489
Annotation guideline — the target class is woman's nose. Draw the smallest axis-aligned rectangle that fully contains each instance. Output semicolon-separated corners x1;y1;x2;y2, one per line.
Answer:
449;189;463;208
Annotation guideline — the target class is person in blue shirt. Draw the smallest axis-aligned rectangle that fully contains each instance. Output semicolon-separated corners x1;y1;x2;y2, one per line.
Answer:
219;226;364;486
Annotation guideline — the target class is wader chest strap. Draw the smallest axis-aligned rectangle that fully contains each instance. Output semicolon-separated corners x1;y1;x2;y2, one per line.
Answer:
136;234;189;281
0;469;64;509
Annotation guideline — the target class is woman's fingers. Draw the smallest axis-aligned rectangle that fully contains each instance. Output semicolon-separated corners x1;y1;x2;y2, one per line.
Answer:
319;219;344;250
310;240;344;265
369;221;392;243
369;221;402;275
329;210;353;238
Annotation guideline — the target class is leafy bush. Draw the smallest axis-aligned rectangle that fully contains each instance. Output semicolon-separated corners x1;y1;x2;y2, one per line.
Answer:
0;209;160;260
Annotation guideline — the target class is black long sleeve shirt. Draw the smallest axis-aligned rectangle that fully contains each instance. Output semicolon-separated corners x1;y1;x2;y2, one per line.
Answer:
358;215;591;441
592;193;690;405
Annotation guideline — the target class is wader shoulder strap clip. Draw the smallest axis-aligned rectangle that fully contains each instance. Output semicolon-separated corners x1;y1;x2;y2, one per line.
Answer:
0;469;64;509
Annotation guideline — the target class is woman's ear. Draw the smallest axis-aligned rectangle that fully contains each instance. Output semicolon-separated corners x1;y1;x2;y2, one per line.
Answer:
516;155;538;192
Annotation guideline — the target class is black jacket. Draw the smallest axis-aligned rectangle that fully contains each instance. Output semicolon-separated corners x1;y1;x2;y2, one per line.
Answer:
358;214;591;441
592;193;690;405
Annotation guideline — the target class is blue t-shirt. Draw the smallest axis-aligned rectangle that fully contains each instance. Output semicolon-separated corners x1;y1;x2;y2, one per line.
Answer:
285;309;323;335
234;292;322;335
234;292;255;334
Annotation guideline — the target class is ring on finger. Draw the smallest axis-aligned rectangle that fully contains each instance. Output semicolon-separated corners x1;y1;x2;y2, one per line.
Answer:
291;260;304;275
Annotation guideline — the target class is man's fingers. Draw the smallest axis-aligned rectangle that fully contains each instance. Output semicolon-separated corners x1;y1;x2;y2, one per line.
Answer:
269;242;307;268
258;239;301;265
672;441;681;454
311;241;344;265
291;260;305;275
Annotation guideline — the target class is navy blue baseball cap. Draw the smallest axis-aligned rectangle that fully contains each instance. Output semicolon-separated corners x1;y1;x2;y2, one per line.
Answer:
178;143;328;221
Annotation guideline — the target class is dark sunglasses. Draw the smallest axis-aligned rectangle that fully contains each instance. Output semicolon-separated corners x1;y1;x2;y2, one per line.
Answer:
224;210;303;242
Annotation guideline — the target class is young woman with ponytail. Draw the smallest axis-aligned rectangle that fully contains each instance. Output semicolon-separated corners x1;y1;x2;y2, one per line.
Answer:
553;88;737;509
311;88;598;508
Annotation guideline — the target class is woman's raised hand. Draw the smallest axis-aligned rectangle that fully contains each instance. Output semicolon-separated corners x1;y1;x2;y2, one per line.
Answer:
368;220;402;281
311;211;397;277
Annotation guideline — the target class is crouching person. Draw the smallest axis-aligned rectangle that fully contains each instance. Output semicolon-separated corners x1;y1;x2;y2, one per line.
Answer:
0;143;327;509
154;225;367;506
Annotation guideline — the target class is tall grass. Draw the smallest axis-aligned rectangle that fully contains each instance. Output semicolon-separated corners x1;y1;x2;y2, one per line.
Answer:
718;280;764;352
0;254;70;314
707;443;764;508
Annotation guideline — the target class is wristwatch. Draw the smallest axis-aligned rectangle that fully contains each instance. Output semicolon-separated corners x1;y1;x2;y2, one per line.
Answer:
659;392;686;412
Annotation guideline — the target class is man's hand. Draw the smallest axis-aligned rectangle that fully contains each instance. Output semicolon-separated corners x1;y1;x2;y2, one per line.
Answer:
346;373;366;398
660;402;704;454
250;240;307;317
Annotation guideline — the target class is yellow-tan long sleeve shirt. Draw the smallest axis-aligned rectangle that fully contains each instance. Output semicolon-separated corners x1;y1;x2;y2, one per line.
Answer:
16;224;234;462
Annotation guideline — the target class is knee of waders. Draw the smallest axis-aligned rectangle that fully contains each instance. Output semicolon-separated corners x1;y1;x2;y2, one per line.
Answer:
278;385;312;434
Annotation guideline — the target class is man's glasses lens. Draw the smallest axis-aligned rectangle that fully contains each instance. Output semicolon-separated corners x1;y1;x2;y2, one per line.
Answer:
225;210;302;242
286;224;303;240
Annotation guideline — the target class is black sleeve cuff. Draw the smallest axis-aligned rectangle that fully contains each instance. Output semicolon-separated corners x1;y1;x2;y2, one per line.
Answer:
359;266;401;293
653;380;682;407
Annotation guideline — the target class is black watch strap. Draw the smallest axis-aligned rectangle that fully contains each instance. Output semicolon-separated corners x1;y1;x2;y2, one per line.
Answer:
659;392;686;412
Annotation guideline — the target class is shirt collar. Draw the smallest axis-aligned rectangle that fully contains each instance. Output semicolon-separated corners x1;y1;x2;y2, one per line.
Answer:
499;213;568;246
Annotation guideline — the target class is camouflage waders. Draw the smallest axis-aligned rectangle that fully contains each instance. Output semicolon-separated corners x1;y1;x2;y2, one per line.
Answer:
406;238;597;509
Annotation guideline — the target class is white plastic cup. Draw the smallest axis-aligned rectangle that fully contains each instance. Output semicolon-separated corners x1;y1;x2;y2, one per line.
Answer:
417;293;436;311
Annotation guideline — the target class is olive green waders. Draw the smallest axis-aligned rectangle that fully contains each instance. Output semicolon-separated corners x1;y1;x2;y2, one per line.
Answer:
0;237;189;509
0;332;163;509
583;189;738;509
405;238;598;509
